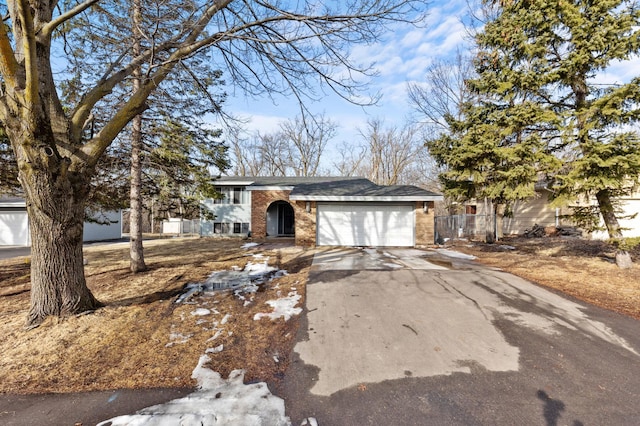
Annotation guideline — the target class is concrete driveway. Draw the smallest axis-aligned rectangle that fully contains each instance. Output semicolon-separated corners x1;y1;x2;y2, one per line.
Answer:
279;247;640;425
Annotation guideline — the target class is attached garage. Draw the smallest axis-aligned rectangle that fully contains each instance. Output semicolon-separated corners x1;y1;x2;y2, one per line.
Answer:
317;203;414;246
0;210;30;246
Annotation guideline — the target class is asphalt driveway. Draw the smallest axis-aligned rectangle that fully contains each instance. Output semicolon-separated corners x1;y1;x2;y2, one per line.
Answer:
278;247;640;425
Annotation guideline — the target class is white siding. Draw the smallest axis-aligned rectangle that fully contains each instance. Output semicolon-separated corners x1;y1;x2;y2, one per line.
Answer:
0;210;30;246
83;211;122;242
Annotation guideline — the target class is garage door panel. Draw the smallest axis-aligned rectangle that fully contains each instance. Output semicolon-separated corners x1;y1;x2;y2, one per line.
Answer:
0;211;30;246
317;204;414;247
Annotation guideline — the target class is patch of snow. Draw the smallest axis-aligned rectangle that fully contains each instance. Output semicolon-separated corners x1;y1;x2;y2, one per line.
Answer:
165;332;193;347
175;283;205;304
273;355;279;363
499;245;516;250
254;291;302;322
191;308;211;316
383;252;398;259
363;248;380;258
384;262;403;269
207;330;223;342
97;355;291;426
301;418;318;426
435;249;477;260
220;314;231;325
242;242;261;249
205;344;224;354
176;258;288;305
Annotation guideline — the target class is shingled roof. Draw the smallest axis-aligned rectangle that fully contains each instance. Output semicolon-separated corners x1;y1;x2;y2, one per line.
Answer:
214;176;442;201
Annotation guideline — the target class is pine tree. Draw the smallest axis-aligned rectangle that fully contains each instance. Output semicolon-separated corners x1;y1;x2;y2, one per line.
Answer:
437;0;640;266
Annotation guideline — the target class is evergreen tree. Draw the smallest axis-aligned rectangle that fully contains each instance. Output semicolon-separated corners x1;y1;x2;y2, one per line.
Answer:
433;0;640;266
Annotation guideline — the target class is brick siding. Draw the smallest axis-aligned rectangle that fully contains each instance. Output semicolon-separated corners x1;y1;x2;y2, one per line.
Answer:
415;201;435;246
250;190;316;246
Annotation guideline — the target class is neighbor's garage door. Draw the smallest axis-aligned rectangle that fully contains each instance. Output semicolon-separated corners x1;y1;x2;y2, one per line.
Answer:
317;203;414;246
0;210;30;246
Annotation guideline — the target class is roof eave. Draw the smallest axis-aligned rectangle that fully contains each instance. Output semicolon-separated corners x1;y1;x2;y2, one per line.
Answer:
246;186;295;191
288;195;444;202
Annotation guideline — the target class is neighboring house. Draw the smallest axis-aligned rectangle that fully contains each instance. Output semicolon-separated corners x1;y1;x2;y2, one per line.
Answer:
202;177;443;247
465;188;640;239
0;196;122;246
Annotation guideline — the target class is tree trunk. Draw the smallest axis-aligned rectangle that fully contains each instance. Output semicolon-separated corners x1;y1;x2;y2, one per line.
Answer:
23;177;102;328
129;0;147;273
495;203;506;241
596;190;632;269
484;198;495;243
129;113;147;273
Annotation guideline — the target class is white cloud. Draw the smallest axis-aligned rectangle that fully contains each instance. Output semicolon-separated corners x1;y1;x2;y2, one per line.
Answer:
590;56;640;86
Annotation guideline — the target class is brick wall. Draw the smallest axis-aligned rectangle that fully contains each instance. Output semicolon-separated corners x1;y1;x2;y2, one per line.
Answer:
250;190;316;246
415;201;435;246
293;200;316;246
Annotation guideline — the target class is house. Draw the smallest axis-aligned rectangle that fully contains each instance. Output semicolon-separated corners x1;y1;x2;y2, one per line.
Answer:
464;188;640;239
0;196;122;246
201;177;443;247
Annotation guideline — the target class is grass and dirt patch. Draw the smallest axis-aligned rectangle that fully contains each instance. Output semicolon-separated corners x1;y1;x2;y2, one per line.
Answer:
2;235;639;396
0;237;316;395
450;236;640;320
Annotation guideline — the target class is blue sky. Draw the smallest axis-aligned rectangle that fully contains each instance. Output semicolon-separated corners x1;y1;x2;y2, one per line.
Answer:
221;0;640;173
221;0;472;167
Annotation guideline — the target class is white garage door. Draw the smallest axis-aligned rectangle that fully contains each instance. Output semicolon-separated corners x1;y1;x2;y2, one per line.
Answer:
0;210;30;246
317;203;414;246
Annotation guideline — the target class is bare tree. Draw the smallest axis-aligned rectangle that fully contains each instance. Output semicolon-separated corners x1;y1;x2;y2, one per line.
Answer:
228;127;265;176
279;114;337;176
358;119;421;185
258;132;289;176
0;0;426;327
407;50;475;135
333;141;366;177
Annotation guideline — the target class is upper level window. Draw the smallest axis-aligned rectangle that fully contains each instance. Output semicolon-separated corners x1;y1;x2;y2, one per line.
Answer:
213;187;249;204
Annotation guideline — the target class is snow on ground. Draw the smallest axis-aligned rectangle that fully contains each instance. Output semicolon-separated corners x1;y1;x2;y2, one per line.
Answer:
205;344;224;354
435;248;477;260
97;355;291;426
98;251;304;425
254;291;302;322
384;262;403;269
175;259;287;303
165;332;193;347
242;242;261;249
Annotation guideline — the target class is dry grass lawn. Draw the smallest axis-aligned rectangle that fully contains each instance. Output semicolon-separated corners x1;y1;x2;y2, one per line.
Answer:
0;237;316;395
1;235;639;396
450;236;640;320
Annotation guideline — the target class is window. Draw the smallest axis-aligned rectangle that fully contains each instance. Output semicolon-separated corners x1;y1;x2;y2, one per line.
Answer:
213;186;247;205
213;222;230;234
233;223;241;233
241;223;249;234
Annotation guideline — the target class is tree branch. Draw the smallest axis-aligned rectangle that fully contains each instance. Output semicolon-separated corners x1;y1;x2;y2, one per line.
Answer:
0;19;20;95
16;0;38;113
39;0;100;41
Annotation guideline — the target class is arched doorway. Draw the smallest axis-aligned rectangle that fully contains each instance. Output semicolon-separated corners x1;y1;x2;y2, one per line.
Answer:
266;201;295;237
